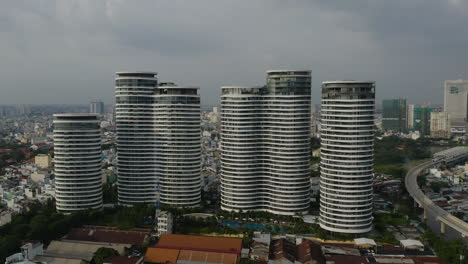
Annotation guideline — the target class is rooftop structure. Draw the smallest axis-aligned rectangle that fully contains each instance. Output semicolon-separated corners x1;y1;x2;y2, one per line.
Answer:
156;234;242;254
63;226;150;245
354;238;377;248
399;239;424;251
42;240;127;262
145;234;243;264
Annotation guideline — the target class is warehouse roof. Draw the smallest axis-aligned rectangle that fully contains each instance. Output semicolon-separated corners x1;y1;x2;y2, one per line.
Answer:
156;234;242;254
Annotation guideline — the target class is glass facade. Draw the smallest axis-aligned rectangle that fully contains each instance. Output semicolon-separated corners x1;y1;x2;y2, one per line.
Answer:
413;106;433;136
382;98;407;132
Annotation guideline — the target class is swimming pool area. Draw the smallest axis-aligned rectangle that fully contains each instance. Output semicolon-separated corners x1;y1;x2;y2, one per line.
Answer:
221;220;285;232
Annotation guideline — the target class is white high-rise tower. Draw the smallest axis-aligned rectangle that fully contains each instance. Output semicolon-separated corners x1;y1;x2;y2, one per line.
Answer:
53;113;103;213
116;72;159;205
115;72;201;207
155;83;201;206
319;80;376;233
220;70;311;215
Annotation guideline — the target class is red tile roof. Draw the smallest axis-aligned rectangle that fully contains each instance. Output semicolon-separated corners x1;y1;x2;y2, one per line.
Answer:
156;234;242;254
145;248;179;264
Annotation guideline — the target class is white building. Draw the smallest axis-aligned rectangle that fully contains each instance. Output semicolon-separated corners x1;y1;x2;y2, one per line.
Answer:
116;72;159;205
115;72;201;207
155;83;201;206
53;114;103;213
319;81;376;234
208;106;220;123
220;70;311;215
5;242;43;264
430;111;451;138
444;80;468;134
156;211;173;236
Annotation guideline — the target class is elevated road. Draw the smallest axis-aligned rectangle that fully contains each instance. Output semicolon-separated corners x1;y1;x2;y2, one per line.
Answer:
405;160;468;237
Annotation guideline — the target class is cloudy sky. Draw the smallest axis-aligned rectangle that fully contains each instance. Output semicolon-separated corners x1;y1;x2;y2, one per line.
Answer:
1;0;467;105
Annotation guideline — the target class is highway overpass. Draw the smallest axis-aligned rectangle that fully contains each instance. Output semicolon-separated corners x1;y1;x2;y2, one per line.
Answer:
405;148;468;238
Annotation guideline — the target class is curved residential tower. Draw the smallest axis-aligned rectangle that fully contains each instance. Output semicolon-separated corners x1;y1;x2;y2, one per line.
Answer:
116;72;159;205
115;72;201;207
319;81;376;233
53;113;103;213
221;70;311;215
155;83;201;207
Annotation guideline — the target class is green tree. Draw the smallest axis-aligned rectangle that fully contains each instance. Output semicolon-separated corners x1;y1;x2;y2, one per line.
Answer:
28;215;49;240
92;247;119;264
430;182;449;193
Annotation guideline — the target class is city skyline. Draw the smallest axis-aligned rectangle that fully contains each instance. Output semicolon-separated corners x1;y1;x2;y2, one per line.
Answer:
1;1;468;262
1;1;468;105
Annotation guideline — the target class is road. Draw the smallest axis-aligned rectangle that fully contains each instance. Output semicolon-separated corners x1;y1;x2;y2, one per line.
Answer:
405;161;468;238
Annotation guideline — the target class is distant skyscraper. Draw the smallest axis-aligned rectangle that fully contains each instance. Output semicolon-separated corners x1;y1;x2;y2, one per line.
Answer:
18;104;31;115
430;111;451;138
311;104;319;137
90;101;105;114
115;72;201;207
444;80;468;135
382;98;406;132
53;113;103;213
319;80;375;234
413;106;432;136
220;70;311;215
407;104;415;129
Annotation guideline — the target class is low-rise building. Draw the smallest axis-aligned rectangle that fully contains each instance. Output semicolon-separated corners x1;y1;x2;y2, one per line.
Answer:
63;226;150;246
156;211;173;236
145;234;242;264
5;241;44;264
34;154;51;169
0;211;12;226
430;111;451;138
399;239;424;251
269;238;325;264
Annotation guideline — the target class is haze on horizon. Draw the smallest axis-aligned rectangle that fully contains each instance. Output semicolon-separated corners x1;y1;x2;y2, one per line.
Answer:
1;0;467;106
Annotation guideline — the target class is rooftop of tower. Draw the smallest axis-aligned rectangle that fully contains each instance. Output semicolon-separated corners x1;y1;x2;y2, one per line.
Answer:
116;71;157;78
322;80;375;84
53;113;99;118
266;70;311;75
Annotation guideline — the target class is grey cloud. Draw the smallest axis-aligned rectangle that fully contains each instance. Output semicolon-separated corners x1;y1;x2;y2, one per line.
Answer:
0;0;467;105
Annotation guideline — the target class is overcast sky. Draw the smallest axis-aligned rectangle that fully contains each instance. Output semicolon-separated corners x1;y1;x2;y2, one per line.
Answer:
1;0;467;106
